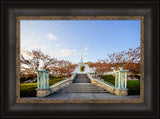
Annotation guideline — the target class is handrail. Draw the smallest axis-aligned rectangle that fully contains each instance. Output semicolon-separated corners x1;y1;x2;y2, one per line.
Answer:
49;73;77;89
93;78;115;88
49;78;71;88
87;73;115;89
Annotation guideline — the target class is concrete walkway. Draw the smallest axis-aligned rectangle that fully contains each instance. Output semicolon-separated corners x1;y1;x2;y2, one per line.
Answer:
42;92;140;100
21;93;140;100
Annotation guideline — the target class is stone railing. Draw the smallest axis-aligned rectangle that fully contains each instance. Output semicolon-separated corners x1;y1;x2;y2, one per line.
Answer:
49;73;77;94
87;73;128;96
36;73;77;97
91;78;115;93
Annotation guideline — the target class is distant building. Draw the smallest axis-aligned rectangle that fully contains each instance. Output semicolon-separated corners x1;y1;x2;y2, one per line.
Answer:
73;46;124;75
72;46;95;74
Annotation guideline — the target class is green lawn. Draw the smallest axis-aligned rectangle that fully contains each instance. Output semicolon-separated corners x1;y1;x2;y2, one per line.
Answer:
101;75;115;85
49;78;64;86
127;80;140;95
100;75;140;95
20;83;37;97
20;77;63;97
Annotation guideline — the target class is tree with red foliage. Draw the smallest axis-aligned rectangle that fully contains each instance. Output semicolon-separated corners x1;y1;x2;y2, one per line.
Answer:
50;60;77;76
107;47;140;74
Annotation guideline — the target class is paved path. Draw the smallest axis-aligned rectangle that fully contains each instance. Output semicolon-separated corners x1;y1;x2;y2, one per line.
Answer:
42;92;140;100
22;93;140;100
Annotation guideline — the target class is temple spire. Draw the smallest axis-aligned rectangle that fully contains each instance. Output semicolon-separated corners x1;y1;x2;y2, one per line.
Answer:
80;45;83;65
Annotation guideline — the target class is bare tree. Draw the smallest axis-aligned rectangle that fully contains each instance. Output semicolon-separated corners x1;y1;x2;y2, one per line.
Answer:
50;60;76;76
20;49;57;75
107;47;140;73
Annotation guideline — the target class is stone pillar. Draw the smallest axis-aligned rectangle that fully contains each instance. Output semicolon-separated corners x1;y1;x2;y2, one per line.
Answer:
36;70;50;97
37;72;39;88
115;72;118;87
118;71;120;88
114;70;129;96
125;72;127;88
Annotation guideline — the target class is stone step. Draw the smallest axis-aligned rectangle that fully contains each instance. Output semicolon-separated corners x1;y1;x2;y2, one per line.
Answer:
63;88;105;91
62;87;105;90
73;74;91;83
76;75;88;77
60;91;107;93
64;87;104;90
64;88;103;90
58;83;107;93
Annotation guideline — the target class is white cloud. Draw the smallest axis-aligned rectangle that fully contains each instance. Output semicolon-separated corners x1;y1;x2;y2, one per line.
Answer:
59;47;88;57
61;49;78;56
55;44;60;47
46;33;58;41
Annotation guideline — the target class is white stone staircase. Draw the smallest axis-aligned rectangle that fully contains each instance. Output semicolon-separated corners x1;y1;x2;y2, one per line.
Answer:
53;74;108;93
59;83;107;93
73;74;91;83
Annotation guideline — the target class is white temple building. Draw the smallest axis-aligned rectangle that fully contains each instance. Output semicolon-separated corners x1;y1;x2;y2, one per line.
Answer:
72;46;124;75
72;46;95;74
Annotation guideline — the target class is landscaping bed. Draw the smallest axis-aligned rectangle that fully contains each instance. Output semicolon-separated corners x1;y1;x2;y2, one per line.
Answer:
20;77;63;97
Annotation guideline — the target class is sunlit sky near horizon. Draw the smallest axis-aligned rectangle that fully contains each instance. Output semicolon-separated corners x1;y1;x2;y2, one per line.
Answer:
20;20;140;64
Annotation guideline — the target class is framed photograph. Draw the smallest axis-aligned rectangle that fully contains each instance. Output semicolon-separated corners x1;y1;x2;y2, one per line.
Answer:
2;0;159;118
17;16;144;104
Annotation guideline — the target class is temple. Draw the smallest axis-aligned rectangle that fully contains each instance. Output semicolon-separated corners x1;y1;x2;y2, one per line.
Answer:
72;46;95;74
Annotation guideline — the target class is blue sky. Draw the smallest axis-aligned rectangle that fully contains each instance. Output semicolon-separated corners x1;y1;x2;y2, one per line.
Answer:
20;20;140;63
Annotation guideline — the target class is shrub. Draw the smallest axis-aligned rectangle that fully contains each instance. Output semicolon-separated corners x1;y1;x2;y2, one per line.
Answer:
52;75;63;78
128;74;134;79
20;77;28;82
27;73;37;79
49;74;53;78
80;65;85;72
20;73;37;83
134;74;140;80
